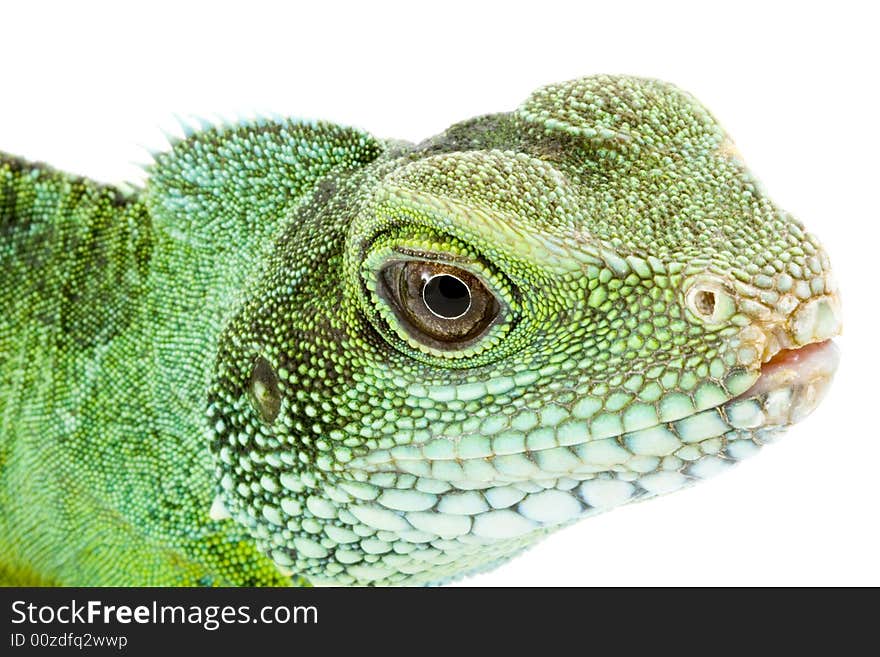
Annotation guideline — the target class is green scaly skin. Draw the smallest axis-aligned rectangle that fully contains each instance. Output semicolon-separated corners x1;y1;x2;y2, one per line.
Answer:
0;76;840;586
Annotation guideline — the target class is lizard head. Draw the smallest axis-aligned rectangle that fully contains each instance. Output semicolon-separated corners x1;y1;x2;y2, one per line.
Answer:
208;76;840;585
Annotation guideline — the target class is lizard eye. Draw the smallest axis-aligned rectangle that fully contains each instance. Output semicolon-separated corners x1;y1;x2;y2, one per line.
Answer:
379;261;500;346
423;273;471;319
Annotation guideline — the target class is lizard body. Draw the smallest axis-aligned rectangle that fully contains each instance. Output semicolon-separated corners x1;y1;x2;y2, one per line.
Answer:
0;76;840;586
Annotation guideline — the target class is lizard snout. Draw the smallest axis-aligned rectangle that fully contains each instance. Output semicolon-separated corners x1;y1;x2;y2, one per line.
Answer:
790;294;842;348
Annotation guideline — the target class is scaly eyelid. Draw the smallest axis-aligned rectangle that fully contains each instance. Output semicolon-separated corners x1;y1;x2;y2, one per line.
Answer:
360;238;520;313
375;259;504;349
389;246;474;266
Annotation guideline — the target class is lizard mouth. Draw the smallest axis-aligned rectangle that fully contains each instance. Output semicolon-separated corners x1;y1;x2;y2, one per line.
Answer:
734;339;840;426
344;343;841;486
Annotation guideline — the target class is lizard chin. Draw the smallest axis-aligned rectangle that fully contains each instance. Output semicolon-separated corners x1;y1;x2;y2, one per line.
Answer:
734;339;840;427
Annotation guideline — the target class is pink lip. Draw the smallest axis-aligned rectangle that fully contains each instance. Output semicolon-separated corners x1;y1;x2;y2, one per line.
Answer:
738;339;840;403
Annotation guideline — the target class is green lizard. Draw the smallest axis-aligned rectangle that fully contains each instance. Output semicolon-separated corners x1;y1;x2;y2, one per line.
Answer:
0;75;840;586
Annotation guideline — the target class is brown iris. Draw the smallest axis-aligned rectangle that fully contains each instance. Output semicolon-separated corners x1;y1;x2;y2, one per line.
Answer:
379;260;500;347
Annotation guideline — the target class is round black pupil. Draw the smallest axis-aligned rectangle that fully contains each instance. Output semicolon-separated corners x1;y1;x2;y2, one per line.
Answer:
423;275;470;318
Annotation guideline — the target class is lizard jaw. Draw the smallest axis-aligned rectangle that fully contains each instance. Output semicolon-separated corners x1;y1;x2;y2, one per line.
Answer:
732;291;842;426
736;339;840;426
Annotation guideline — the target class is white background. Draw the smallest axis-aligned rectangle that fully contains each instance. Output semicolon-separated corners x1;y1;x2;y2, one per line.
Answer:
2;1;877;586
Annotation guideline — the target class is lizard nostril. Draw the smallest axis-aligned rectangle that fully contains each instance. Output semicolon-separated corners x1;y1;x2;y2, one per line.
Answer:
684;278;735;326
694;290;716;317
